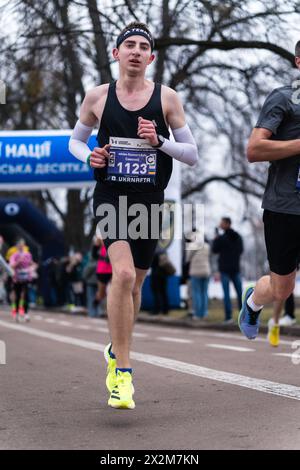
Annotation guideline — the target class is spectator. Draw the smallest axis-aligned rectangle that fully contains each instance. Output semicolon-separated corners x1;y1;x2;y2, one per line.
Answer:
181;234;194;317
83;253;102;318
65;252;85;310
0;235;13;304
92;238;112;314
212;217;243;323
0;235;4;255
150;248;175;315
187;234;211;319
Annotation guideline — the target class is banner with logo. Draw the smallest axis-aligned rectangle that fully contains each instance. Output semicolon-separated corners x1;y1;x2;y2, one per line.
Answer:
0;130;98;189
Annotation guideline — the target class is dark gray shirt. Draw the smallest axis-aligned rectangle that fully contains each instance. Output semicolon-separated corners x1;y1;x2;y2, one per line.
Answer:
255;86;300;215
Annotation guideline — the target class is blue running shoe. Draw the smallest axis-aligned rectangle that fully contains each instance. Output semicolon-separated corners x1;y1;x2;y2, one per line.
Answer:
238;285;261;340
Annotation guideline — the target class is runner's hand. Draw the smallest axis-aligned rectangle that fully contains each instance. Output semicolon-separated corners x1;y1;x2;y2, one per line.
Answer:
89;144;110;168
137;117;159;146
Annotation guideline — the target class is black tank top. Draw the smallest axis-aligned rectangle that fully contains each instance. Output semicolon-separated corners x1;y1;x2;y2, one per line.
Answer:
95;81;172;193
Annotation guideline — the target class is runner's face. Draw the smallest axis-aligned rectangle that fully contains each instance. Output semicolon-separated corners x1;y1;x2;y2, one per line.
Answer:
113;36;154;74
295;56;300;69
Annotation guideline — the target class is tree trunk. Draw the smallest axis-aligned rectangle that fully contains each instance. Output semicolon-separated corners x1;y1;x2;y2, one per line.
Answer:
86;0;113;83
154;0;172;83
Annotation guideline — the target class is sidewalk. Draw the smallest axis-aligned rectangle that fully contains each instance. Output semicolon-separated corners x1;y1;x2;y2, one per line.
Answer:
28;304;300;338
137;311;300;337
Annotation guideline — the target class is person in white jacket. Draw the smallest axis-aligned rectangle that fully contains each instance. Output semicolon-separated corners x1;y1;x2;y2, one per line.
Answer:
187;235;211;319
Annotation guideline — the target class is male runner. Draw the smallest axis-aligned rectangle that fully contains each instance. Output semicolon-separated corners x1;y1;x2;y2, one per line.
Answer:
69;22;198;409
239;41;300;341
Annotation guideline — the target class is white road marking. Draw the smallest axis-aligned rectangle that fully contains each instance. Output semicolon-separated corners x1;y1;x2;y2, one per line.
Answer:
4;309;299;348
190;330;295;345
158;336;192;344
137;324;297;346
58;321;72;326
1;319;300;401
77;325;90;330
12;311;300;348
94;327;109;333
207;343;255;352
272;353;294;358
132;332;148;338
135;324;189;335
269;339;295;346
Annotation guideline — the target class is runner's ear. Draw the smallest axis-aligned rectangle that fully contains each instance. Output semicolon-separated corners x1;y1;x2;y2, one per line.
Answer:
147;53;155;65
112;48;120;61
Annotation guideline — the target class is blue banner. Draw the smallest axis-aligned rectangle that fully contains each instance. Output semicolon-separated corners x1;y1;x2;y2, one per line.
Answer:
0;130;98;189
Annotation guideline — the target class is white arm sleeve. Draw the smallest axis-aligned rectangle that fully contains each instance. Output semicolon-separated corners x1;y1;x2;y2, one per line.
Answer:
68;120;94;164
159;124;198;166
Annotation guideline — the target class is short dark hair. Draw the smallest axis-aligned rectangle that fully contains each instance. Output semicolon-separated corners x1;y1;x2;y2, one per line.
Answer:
295;41;300;57
119;21;152;37
222;217;231;226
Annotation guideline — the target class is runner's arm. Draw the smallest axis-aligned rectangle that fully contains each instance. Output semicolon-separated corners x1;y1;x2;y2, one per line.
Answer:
162;124;198;166
68;90;98;164
160;88;198;166
161;88;198;167
247;128;300;162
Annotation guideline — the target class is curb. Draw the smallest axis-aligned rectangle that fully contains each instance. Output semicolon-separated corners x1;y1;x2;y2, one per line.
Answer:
30;306;300;338
136;313;300;337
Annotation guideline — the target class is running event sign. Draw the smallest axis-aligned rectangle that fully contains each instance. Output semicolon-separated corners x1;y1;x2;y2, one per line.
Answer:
0;130;98;189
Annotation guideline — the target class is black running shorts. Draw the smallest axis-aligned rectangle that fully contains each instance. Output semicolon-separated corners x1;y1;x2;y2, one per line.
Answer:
97;273;112;284
93;183;164;270
263;209;300;275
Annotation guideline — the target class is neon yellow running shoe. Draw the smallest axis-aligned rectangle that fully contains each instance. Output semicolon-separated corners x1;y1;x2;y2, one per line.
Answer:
104;343;117;393
108;370;135;410
268;322;280;347
104;343;135;394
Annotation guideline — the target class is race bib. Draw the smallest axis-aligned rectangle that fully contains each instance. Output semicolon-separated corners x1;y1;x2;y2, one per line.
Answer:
16;269;30;282
106;137;157;184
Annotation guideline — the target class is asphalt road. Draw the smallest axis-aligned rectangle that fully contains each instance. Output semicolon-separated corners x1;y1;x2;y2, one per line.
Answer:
1;307;300;450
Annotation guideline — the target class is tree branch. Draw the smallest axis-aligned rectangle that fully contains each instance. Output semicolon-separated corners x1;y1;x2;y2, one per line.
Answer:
182;173;265;199
43;190;66;222
156;39;296;65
